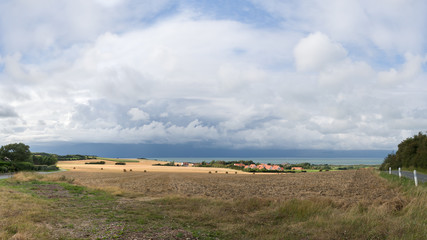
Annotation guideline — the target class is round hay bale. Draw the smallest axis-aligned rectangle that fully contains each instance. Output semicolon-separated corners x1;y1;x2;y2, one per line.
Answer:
144;170;147;172
123;169;127;172
129;169;132;172
209;171;211;174
101;168;103;170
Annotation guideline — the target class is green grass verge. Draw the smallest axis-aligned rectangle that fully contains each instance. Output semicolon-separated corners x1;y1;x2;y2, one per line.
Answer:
380;171;427;188
400;167;427;175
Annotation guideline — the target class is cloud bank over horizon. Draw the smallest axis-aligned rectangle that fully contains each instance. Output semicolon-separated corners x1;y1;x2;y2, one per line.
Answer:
1;0;427;151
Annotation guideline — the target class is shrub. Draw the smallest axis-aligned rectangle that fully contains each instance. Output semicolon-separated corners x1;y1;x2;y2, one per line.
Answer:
33;165;48;171
46;165;59;171
85;161;105;165
13;162;34;171
115;162;126;165
0;161;12;167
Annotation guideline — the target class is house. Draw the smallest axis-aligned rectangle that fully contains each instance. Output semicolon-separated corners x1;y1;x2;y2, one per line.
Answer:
272;165;283;171
181;162;194;167
247;164;256;169
234;163;246;167
257;165;266;170
264;165;273;170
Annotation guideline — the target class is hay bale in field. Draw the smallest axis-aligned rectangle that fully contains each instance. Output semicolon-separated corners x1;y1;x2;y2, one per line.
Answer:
225;171;228;174
129;169;132;172
253;172;255;174
123;169;127;172
144;170;147;172
73;167;76;169
215;171;218;173
209;171;211;174
235;171;237;174
101;168;103;170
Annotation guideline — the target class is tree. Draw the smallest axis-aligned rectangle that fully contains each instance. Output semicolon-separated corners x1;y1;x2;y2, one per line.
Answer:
0;143;32;163
380;132;427;170
32;153;58;165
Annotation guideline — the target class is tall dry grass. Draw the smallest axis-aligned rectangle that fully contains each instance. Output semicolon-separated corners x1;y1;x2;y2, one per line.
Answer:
0;184;51;239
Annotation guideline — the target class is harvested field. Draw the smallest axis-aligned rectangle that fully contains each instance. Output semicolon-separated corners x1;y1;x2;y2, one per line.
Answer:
53;167;400;207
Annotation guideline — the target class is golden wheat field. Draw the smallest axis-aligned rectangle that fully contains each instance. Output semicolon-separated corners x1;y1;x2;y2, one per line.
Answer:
56;160;401;207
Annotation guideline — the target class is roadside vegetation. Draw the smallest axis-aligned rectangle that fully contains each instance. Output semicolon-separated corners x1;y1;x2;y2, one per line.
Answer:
380;132;427;173
0;169;425;239
0;143;59;173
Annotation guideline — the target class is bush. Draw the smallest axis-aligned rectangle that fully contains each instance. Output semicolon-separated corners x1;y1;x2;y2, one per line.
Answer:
85;161;105;165
13;162;34;171
33;165;59;171
115;162;126;165
33;165;48;171
46;165;59;171
0;161;12;167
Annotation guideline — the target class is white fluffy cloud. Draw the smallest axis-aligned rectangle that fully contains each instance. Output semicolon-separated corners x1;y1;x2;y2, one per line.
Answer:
294;32;347;72
0;0;427;150
128;108;150;122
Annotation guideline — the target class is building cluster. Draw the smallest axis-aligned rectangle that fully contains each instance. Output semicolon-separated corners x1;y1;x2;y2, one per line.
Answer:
179;162;304;172
234;163;284;171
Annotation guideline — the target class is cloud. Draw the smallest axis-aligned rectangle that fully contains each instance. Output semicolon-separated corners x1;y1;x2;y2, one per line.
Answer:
378;53;426;85
0;106;18;118
294;32;347;72
0;1;426;151
128;108;150;122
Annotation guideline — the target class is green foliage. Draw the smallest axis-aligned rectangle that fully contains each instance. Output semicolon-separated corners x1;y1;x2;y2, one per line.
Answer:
57;154;97;160
12;161;34;171
0;144;60;172
32;152;58;165
0;143;32;162
33;165;59;171
85;161;105;165
380;132;427;171
115;162;126;165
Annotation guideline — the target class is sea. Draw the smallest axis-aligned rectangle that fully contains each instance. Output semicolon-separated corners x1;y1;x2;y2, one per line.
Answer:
150;157;383;165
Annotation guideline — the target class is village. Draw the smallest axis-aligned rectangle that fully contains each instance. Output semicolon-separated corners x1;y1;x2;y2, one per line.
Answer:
177;161;304;172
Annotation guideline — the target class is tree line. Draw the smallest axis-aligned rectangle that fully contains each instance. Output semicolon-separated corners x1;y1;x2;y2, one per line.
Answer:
0;143;58;173
380;132;427;170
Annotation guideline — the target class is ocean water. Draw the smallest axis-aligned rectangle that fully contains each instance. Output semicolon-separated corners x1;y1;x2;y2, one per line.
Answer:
151;157;383;165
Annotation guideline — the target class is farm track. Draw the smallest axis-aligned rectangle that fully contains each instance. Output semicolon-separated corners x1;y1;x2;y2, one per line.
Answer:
54;169;400;207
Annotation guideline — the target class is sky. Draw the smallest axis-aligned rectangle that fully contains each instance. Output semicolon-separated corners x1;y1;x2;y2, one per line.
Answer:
1;0;427;155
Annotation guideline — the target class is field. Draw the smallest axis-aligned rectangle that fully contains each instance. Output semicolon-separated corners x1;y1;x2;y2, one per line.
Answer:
0;159;425;239
56;165;397;206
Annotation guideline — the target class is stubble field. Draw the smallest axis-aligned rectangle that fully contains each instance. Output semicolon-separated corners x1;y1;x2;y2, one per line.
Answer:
1;160;424;239
56;160;400;206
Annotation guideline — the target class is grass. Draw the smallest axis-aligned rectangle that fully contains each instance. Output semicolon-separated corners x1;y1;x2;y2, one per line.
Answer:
400;167;427;175
0;171;425;239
